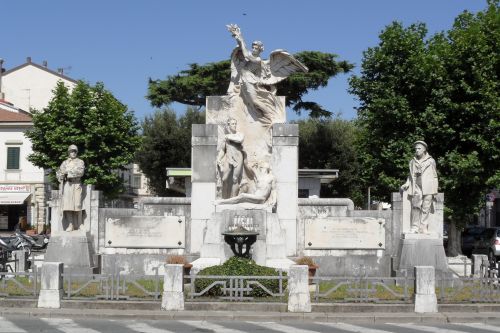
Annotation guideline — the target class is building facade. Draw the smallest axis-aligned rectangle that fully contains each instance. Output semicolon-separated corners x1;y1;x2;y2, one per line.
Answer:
0;58;77;231
0;100;45;231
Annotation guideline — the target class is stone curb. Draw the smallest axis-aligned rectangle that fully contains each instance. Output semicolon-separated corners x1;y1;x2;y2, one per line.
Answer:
1;307;500;324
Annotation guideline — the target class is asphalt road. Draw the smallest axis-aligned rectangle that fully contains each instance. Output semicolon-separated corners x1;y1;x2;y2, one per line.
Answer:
1;316;500;333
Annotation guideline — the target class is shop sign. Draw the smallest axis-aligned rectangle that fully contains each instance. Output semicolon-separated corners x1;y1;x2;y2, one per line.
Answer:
0;184;31;193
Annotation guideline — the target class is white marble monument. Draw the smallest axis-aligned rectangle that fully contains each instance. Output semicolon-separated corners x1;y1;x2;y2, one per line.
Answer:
191;25;308;271
397;141;447;274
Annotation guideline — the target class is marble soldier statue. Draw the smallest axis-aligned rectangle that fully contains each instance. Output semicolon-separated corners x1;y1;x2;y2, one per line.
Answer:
216;162;275;206
226;24;308;127
400;141;438;233
56;144;85;231
217;118;246;198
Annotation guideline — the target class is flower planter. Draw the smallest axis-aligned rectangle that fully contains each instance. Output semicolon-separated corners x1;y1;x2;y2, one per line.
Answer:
308;265;319;284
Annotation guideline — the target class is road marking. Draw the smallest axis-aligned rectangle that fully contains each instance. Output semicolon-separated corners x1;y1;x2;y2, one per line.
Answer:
179;320;246;333
126;321;176;333
0;317;25;333
321;322;394;333
247;321;322;333
388;323;468;333
40;318;101;333
456;323;500;332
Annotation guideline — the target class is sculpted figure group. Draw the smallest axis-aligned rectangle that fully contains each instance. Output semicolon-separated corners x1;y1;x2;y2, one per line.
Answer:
226;24;308;127
214;24;309;206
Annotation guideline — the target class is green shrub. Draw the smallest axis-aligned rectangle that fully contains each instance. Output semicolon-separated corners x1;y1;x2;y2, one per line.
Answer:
194;257;287;297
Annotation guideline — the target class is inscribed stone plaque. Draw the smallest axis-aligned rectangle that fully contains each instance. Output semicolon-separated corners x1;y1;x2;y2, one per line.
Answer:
105;216;185;248
305;217;385;249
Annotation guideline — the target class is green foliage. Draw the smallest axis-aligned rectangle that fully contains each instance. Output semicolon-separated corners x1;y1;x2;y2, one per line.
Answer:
194;257;287;297
297;117;363;205
25;81;141;198
135;107;204;196
147;51;353;118
349;1;500;231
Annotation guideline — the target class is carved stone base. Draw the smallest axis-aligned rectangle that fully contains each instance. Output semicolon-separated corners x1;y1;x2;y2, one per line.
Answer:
44;232;95;277
397;235;447;275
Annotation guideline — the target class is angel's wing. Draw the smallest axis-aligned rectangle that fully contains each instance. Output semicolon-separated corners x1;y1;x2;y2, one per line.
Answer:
227;47;245;94
260;50;308;85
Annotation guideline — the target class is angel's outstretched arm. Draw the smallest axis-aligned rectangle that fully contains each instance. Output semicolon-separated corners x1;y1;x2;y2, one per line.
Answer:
227;24;259;63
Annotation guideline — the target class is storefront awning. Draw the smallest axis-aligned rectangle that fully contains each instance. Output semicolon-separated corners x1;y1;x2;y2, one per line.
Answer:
0;193;31;205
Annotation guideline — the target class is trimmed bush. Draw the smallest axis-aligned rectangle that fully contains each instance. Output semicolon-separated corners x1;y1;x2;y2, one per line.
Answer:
194;257;287;297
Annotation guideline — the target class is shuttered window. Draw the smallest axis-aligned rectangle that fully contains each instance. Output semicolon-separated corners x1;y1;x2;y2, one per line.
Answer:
7;147;20;169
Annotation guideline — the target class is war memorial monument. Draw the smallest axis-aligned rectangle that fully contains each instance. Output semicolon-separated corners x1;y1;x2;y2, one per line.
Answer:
44;25;447;280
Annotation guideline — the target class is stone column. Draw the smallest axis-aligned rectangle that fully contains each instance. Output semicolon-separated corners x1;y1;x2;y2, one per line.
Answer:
272;124;298;256
161;264;184;311
13;250;28;272
288;265;311;312
472;254;488;278
414;266;437;313
190;124;218;254
38;262;63;308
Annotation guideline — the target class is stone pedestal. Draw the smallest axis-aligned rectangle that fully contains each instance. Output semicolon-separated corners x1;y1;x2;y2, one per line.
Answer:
192;208;294;272
288;265;311;312
44;231;95;275
397;233;447;275
161;264;184;311
38;262;63;308
272;124;298;256
414;266;438;313
190;124;218;255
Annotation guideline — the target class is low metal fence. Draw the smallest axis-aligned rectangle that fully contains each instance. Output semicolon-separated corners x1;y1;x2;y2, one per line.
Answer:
447;257;472;277
62;267;162;301
0;266;39;298
437;263;500;303
186;271;288;302
311;272;414;303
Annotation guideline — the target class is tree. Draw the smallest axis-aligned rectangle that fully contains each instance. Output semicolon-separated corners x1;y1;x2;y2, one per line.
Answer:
297;117;362;205
135;107;205;196
349;1;500;255
147;51;353;118
25;81;141;198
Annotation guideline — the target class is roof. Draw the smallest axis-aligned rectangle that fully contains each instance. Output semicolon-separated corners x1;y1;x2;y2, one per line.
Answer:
0;108;32;122
2;61;77;84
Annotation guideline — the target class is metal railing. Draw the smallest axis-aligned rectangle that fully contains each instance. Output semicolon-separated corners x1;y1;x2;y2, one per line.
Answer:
187;271;288;302
62;266;162;301
0;266;39;298
437;262;500;303
311;271;414;303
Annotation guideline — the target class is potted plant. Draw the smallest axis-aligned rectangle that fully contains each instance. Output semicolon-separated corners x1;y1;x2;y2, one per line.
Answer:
295;256;319;283
25;224;37;236
166;255;193;276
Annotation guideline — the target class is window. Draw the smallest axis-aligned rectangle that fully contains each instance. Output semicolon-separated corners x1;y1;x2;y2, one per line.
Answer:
298;189;309;198
132;174;142;189
6;147;20;169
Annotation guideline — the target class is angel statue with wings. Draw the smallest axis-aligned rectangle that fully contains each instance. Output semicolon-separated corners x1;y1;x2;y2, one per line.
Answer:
226;24;308;127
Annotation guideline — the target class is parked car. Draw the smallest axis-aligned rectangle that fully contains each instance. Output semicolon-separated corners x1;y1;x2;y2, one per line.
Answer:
472;227;500;265
461;226;486;257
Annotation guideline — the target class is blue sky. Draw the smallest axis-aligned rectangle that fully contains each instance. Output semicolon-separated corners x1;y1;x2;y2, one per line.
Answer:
1;1;486;122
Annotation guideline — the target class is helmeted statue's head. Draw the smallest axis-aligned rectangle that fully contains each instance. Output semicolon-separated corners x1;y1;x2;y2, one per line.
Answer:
413;141;428;158
68;144;78;158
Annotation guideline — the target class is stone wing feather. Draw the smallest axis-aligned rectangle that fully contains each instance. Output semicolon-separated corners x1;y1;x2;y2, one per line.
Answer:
261;50;308;85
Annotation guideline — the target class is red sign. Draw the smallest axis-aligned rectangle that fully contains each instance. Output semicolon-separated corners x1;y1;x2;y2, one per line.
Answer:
0;184;31;192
